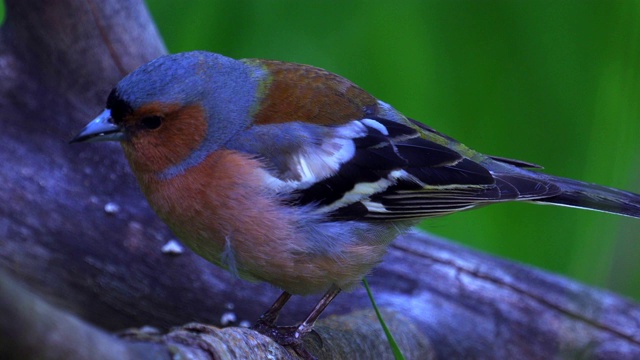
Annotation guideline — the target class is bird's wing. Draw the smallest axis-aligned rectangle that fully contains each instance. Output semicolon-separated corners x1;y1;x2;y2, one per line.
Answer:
229;117;561;221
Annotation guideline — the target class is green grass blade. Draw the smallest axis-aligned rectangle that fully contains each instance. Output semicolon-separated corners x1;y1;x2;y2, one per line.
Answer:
362;278;405;360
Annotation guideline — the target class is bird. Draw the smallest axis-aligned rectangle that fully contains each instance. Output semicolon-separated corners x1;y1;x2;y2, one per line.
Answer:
71;50;640;358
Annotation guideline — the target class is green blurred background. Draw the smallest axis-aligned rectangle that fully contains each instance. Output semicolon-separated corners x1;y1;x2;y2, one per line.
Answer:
3;1;640;300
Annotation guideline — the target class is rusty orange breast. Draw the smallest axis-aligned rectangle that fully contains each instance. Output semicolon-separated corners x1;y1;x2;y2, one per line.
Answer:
134;149;299;273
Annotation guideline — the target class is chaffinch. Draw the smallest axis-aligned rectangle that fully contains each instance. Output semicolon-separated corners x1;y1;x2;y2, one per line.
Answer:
72;51;640;356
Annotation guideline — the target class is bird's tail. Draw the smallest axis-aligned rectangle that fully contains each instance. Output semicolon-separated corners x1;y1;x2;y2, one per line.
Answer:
533;174;640;218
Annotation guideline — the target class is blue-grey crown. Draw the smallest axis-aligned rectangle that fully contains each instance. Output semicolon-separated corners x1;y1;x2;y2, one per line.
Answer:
116;51;263;122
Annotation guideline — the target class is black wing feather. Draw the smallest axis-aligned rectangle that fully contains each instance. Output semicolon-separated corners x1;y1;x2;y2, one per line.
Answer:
290;117;561;221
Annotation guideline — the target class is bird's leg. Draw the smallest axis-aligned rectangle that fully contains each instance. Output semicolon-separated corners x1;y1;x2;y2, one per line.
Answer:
294;285;341;340
253;291;292;331
284;285;342;360
252;286;342;360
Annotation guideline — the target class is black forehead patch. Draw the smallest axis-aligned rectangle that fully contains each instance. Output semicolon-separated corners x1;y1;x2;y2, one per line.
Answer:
106;88;133;123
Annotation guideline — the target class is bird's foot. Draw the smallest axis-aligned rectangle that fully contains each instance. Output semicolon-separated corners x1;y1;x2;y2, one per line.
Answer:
252;322;320;360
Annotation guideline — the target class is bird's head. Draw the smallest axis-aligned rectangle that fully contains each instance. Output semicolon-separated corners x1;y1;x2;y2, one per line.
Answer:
71;51;268;176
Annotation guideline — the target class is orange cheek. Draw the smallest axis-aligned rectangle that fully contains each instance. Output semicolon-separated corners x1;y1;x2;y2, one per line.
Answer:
122;103;208;174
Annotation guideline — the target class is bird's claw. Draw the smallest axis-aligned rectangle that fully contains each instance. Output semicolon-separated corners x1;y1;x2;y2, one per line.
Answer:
252;323;319;360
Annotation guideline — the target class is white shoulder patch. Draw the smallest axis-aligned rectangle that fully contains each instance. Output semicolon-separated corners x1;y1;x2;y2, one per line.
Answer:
292;136;355;186
360;118;389;135
261;121;368;192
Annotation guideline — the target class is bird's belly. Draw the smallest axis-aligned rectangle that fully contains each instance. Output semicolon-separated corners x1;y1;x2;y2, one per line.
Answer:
137;149;406;295
166;215;397;295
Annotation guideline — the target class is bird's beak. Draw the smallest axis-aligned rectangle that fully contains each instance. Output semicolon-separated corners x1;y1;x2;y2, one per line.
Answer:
70;109;125;143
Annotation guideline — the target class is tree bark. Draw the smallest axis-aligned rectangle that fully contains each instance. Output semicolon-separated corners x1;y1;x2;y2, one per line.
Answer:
0;0;639;359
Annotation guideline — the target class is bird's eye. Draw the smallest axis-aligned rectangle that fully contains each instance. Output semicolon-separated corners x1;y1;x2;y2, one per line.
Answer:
141;115;163;130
